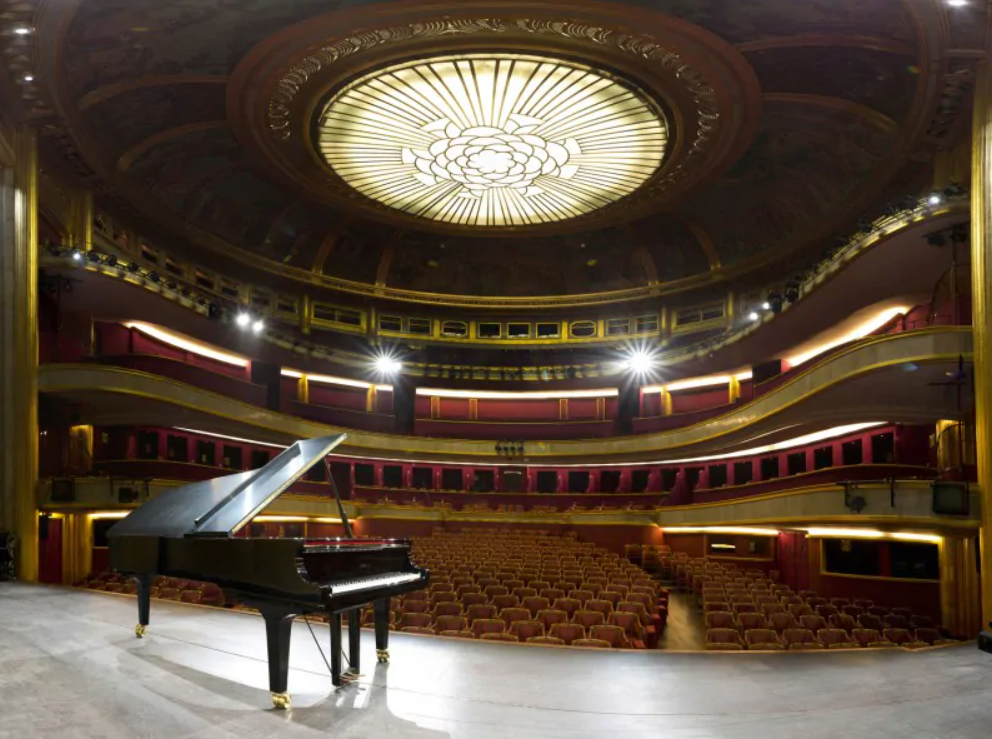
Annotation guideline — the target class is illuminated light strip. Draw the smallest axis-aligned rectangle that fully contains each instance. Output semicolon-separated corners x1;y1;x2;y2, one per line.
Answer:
312;517;343;524
644;371;752;394
416;387;618;400
282;369;392;393
124;322;248;367
661;526;781;536
88;511;130;519
787;306;910;367
803;528;942;543
172;427;287;450
253;516;309;523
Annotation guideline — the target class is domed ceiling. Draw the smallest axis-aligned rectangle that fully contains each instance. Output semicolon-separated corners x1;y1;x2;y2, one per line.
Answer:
29;0;959;303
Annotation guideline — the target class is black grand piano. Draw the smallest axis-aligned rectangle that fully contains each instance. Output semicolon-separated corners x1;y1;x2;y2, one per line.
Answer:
107;434;429;709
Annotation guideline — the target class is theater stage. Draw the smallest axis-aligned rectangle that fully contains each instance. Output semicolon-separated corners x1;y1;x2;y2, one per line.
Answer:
1;583;989;739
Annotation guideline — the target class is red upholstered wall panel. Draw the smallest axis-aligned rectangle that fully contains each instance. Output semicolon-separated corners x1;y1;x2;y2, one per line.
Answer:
92;547;110;573
308;383;367;411
568;398;599;420
439;398;471;419
132;331;184;361
670;387;728;414
477;398;560;421
662;533;707;558
96;322;131;356
280;377;299;401
375;388;394;415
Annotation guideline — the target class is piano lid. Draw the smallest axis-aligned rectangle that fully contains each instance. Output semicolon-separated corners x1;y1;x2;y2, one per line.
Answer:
107;435;346;539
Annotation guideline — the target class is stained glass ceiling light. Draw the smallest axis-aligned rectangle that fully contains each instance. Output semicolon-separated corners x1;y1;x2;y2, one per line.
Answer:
316;54;669;228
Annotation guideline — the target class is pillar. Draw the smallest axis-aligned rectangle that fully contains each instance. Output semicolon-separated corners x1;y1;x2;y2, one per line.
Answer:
970;58;992;627
0;126;39;581
69;189;93;252
940;535;982;639
728;376;741;404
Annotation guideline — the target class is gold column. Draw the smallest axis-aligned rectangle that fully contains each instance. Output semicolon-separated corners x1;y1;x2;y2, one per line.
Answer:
69;189;93;252
559;398;569;421
970;58;992;627
728;376;741;404
61;513;92;585
297;375;309;404
366;384;377;413
939;535;982;639
659;388;672;416
0;126;39;581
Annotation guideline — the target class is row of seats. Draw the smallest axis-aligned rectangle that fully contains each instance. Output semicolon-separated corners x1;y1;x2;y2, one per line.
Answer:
706;625;954;650
78;573;226;606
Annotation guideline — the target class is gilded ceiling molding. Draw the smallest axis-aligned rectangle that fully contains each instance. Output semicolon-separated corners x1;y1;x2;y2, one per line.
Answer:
736;34;917;55
116;121;228;172
682;219;722;271
78;75;228;112
311;218;353;275
375;231;405;290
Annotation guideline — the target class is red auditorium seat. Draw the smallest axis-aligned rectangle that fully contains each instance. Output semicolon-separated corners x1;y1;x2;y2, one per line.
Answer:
745;629;783;650
434;615;472;637
499;607;531;627
851;629;893;648
857;614;884;632
608;612;646;648
431;602;463;620
883;628;927;648
473;618;506;639
781;628;823;650
480;632;519;643
402;599;431;614
799;615;827;633
553;597;581;617
521;596;550;618
527;636;565;646
736;612;767;633
573;610;606;630
913;628;956;646
491;594;519;611
157;587;180;600
536;609;569;632
398;613;432;631
705;611;737;630
400;626;434;635
509;621;545;642
178;589;202;604
589;625;629;649
817;629;858;649
465;604;497;624
572;639;612;649
705;628;742;650
549;623;586;645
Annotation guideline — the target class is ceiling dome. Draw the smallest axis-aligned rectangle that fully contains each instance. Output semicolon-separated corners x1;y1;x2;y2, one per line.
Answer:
315;53;669;228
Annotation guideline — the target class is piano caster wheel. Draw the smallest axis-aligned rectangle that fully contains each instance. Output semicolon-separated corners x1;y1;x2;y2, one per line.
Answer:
376;649;389;664
272;692;291;710
135;624;147;638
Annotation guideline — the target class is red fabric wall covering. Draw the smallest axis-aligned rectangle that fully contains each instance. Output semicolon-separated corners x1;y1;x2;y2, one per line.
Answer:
283;400;396;433
414;396;432;417
351;486;665;510
439;398;471;419
413;418;617;440
95;354;266;406
95;322;131;356
568;398;600;420
280;377;299;401
476;398;561;421
670;387;728;414
375;388;394;415
632;406;732;433
308;383;367;412
38;518;63;584
662;534;707;558
641;392;663;417
92;547;110;572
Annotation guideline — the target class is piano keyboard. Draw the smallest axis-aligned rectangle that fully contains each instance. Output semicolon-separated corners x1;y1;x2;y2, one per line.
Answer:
331;572;421;595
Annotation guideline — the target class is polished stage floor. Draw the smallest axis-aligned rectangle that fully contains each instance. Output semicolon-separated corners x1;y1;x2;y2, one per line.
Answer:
1;583;990;739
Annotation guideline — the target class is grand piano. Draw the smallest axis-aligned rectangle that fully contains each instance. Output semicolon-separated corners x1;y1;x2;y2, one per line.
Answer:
107;434;429;709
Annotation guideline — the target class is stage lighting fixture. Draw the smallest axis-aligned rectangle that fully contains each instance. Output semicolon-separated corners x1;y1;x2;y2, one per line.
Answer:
761;302;771;310
946;0;968;7
622;351;655;374
127;262;140;273
927;192;943;206
23;74;34;82
748;311;760;322
374;354;403;375
784;282;800;303
105;255;117;267
13;26;32;35
767;292;783;314
236;313;251;328
87;251;100;263
252;319;265;334
71;250;83;261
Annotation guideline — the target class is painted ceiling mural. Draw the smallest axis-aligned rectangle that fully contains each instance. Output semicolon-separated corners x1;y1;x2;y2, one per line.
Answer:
35;0;970;302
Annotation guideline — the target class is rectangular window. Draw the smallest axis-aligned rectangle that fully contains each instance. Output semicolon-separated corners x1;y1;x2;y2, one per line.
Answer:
382;465;403;488
354;463;375;486
306;462;326;482
441;468;464;490
250;450;270;469
599;469;621;493
760;457;780;480
787;452;807;475
536;471;559;493
441;321;467;337
871;432;895;463
378;315;402;332
196;440;216;466
889;541;939;580
507;323;530;339
823;538;882;576
166;435;188;462
661;468;679;492
708;464;728;488
411;467;433;489
407;318;432;335
136;431;159;460
473;470;495;492
477;323;501;339
568;471;589;493
222;445;242;469
635;315;659;334
733;461;753;485
536;323;560;339
606;318;630;336
631;469;650;492
570;321;597;338
842;439;864;466
814;446;834;470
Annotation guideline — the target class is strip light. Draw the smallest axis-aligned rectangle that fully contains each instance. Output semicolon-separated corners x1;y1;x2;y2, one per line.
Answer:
416;387;618;400
662;526;781;536
644;371;752;394
253;516;309;523
804;528;941;543
88;511;130;520
172;427;287;450
124;322;248;367
787;306;910;367
282;369;392;392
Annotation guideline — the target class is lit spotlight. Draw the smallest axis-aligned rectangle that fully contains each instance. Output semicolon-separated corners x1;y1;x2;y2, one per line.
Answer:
928;192;943;206
374;354;402;374
235;312;251;328
71;250;83;261
946;0;968;6
761;302;771;310
621;350;656;375
13;27;32;35
252;319;265;334
748;311;760;322
23;74;34;82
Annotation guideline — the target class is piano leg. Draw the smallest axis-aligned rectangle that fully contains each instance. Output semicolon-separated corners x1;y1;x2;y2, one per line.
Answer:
374;598;390;663
134;574;151;638
348;608;361;674
330;612;343;687
259;606;295;710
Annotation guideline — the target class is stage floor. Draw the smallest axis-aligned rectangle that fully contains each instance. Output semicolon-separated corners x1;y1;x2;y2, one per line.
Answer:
1;583;990;739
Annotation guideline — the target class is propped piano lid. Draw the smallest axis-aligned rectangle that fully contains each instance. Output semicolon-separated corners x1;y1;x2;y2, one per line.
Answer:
107;435;346;539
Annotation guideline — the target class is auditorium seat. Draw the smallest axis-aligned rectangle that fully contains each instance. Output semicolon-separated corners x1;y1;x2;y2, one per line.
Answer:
402;599;431;614
480;632;519;642
499;607;531;627
884;614;909;629
583;599;613;618
574;610;607;629
485;585;509;599
527;636;565;646
736;612;767;633
815;605;839;619
857;614;884;632
799;615;827;633
866;606;889;618
841;605;864;618
570;589;595;605
853;599;874;610
459;592;489;609
890;607;913;619
549;623;586;645
521;596;551;618
432;602;463;619
882;628;927;647
851;629;893;648
781;628;823;650
910;615;935;629
572;638;612;649
609;612;646;648
745;629;783;649
465;603;497;624
179;589;202;604
913;628;956;646
536;608;569;632
509;620;545;641
491;594;520;611
540;588;565;602
706;628;742;649
512;587;538;600
817;628;859;649
398;613;433;630
705;611;737;630
553;597;581;617
400;626;435;635
157;587;180;600
431;591;458;608
788;604;813;618
434;615;472;637
590;625;629;649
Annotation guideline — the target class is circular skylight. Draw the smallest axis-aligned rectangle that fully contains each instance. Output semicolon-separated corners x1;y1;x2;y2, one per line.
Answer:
315;54;669;228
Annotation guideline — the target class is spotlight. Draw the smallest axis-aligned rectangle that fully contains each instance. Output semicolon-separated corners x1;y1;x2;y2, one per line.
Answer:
22;74;34;82
13;27;32;35
748;311;760;322
766;291;783;315
105;255;117;267
946;0;968;6
127;261;140;273
235;312;251;328
251;319;265;334
374;354;402;374
71;250;83;261
784;281;800;303
622;350;655;374
761;301;771;310
927;192;943;206
87;251;100;263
